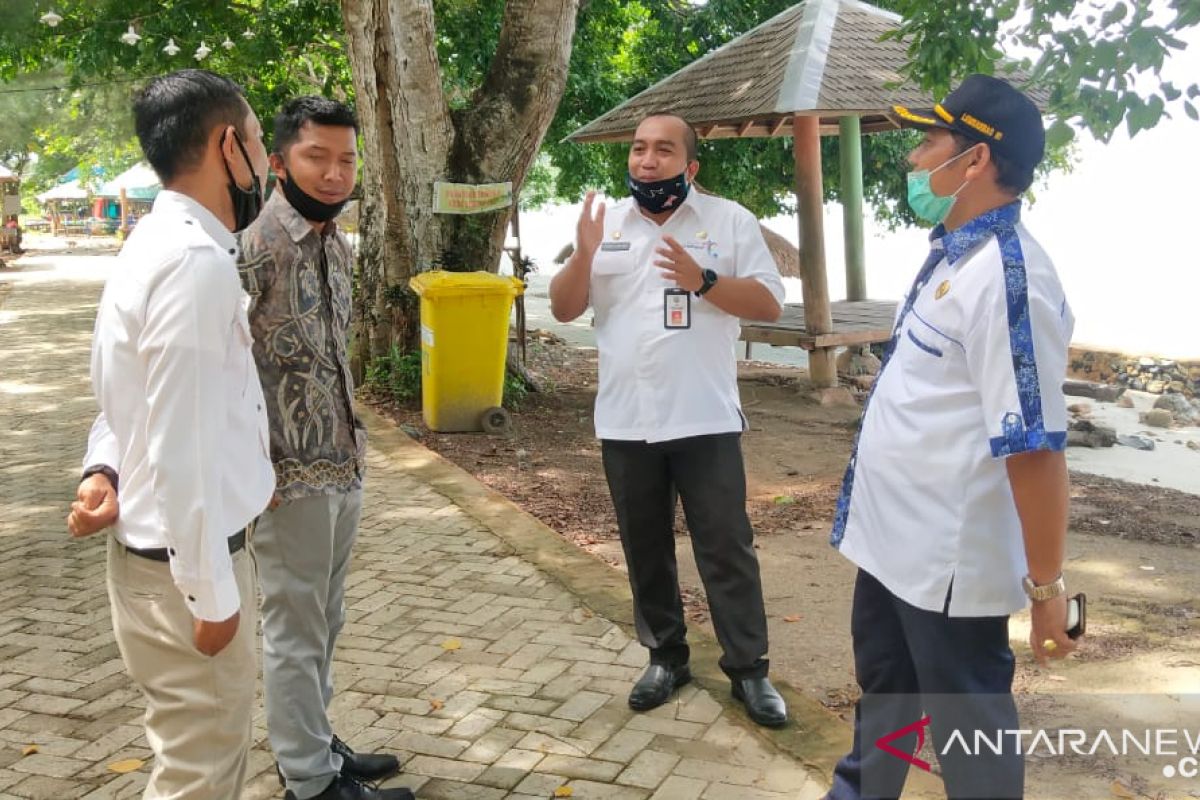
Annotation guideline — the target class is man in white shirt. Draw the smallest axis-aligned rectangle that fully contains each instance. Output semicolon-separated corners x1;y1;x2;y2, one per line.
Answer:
66;69;274;800
549;113;789;727
825;76;1079;800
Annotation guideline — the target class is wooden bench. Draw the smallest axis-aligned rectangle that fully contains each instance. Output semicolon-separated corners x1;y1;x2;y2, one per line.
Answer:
740;299;896;358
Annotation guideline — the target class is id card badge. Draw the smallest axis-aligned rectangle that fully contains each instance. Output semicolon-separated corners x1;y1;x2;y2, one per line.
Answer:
664;288;691;329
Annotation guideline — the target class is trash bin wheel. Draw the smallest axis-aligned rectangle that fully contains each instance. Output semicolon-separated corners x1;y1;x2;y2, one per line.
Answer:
480;406;512;435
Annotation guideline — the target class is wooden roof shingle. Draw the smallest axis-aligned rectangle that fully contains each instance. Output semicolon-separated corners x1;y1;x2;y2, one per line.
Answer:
568;0;932;143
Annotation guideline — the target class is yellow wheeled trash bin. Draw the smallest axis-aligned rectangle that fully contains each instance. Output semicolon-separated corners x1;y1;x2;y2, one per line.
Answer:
409;270;525;433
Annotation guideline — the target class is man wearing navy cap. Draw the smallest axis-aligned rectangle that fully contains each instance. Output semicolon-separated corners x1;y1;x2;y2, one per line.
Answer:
825;74;1079;799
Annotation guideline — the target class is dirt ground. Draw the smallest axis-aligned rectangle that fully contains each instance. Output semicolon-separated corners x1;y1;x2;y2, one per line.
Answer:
373;331;1200;799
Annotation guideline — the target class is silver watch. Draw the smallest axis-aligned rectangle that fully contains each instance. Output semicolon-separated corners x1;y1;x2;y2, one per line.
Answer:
1022;574;1066;602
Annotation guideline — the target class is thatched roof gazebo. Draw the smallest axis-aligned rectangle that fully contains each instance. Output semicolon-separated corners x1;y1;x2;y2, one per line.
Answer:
569;0;932;388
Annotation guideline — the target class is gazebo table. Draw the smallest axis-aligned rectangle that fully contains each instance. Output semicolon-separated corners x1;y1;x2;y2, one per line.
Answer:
741;299;895;353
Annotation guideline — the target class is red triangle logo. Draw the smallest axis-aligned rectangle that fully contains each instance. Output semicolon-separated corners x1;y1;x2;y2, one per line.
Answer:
875;715;933;772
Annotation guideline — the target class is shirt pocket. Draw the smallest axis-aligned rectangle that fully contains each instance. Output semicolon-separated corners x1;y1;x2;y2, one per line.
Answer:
906;327;944;358
901;313;964;384
592;247;637;277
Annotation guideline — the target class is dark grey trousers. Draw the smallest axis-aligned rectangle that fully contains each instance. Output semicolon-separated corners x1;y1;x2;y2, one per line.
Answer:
601;432;769;679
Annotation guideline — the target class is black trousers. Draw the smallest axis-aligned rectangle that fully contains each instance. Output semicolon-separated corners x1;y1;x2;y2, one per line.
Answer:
828;570;1023;800
601;432;768;679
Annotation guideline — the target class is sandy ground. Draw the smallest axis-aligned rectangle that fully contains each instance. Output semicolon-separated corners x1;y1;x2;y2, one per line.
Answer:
379;329;1200;800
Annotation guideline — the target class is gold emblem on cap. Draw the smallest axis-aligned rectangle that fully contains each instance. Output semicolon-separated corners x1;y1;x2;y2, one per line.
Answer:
935;280;951;300
612;231;622;240
696;231;707;240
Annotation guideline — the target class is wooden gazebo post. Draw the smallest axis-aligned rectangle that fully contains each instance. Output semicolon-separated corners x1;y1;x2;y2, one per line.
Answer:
119;187;130;237
793;115;836;387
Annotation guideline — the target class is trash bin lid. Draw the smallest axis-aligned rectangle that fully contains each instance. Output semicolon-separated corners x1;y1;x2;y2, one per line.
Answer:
409;270;524;298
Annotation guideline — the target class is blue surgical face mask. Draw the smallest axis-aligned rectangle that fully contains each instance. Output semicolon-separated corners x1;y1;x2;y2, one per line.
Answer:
906;146;975;225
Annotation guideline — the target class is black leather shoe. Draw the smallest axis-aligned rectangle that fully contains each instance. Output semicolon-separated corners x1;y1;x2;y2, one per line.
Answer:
275;735;401;788
333;735;401;782
732;676;788;728
284;773;414;800
628;663;692;711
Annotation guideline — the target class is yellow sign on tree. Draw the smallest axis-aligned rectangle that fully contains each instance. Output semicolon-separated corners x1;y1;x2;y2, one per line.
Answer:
433;182;513;215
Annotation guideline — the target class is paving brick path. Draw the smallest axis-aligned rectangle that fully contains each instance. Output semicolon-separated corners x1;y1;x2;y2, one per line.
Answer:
0;265;827;800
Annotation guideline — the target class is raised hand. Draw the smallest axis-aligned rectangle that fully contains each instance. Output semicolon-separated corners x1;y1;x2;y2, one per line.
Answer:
576;191;607;260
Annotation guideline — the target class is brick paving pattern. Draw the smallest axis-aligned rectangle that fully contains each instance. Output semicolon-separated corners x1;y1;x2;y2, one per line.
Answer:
0;269;826;799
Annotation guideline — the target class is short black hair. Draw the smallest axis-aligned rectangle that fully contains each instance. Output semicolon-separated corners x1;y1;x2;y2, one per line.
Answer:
273;96;358;156
639;112;699;162
951;132;1034;196
133;70;249;184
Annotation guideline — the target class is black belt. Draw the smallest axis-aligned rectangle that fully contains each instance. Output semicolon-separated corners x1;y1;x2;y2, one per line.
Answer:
124;529;246;563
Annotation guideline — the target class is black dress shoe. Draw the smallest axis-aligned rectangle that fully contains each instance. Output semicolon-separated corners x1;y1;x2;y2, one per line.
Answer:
284;773;414;800
628;663;692;711
333;735;401;782
276;735;401;787
732;676;788;728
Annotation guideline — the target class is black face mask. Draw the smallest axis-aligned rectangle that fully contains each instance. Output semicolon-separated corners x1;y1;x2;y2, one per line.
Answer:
279;170;349;223
222;131;264;232
627;170;690;214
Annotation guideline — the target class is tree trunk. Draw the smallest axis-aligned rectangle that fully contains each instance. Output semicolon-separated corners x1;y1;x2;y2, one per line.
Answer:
341;0;579;366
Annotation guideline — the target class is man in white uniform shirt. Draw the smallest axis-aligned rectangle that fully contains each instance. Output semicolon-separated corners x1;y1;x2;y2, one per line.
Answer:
825;76;1079;800
66;69;274;799
549;113;789;727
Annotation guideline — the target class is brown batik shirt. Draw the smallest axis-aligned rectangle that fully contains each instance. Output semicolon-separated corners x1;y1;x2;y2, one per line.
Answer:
237;190;365;501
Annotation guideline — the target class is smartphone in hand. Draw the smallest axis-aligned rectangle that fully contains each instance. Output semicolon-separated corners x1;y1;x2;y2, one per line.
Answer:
1066;593;1086;640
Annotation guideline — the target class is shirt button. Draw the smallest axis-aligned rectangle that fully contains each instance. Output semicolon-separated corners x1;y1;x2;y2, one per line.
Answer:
168;548;176;557
228;248;236;255
257;404;262;411
187;595;196;602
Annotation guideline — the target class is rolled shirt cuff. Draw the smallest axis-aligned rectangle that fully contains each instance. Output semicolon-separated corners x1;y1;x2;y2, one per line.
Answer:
174;566;241;622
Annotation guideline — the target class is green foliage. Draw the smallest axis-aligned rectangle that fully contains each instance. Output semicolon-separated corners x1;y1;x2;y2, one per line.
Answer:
0;0;351;175
519;153;560;211
365;345;422;403
885;0;1200;144
502;371;528;411
5;73;142;198
5;0;1196;232
364;343;529;413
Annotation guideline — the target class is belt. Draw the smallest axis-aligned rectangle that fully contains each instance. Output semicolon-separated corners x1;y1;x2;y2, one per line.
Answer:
124;529;246;563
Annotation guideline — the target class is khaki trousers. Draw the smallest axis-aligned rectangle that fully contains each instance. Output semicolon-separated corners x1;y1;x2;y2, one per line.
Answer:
106;536;258;799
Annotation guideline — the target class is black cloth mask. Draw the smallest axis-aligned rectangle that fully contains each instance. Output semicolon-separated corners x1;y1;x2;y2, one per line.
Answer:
627;170;690;214
222;131;263;232
279;170;349;223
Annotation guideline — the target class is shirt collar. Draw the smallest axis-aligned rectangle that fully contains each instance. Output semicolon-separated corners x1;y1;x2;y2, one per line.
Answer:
931;200;1022;267
152;189;237;253
266;188;335;244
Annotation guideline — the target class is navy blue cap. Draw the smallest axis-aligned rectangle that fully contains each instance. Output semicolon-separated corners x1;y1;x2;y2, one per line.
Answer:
891;74;1045;173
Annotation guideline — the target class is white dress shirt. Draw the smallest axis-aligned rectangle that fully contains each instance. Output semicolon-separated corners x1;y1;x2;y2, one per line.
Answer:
589;191;785;442
832;202;1073;617
85;190;275;622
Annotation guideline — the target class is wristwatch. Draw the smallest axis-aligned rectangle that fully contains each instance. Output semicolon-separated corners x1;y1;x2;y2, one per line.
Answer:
696;268;719;296
1022;574;1066;602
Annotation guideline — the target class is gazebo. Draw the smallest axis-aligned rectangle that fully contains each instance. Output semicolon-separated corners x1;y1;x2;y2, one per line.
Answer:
36;179;90;235
568;0;932;388
96;162;160;234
